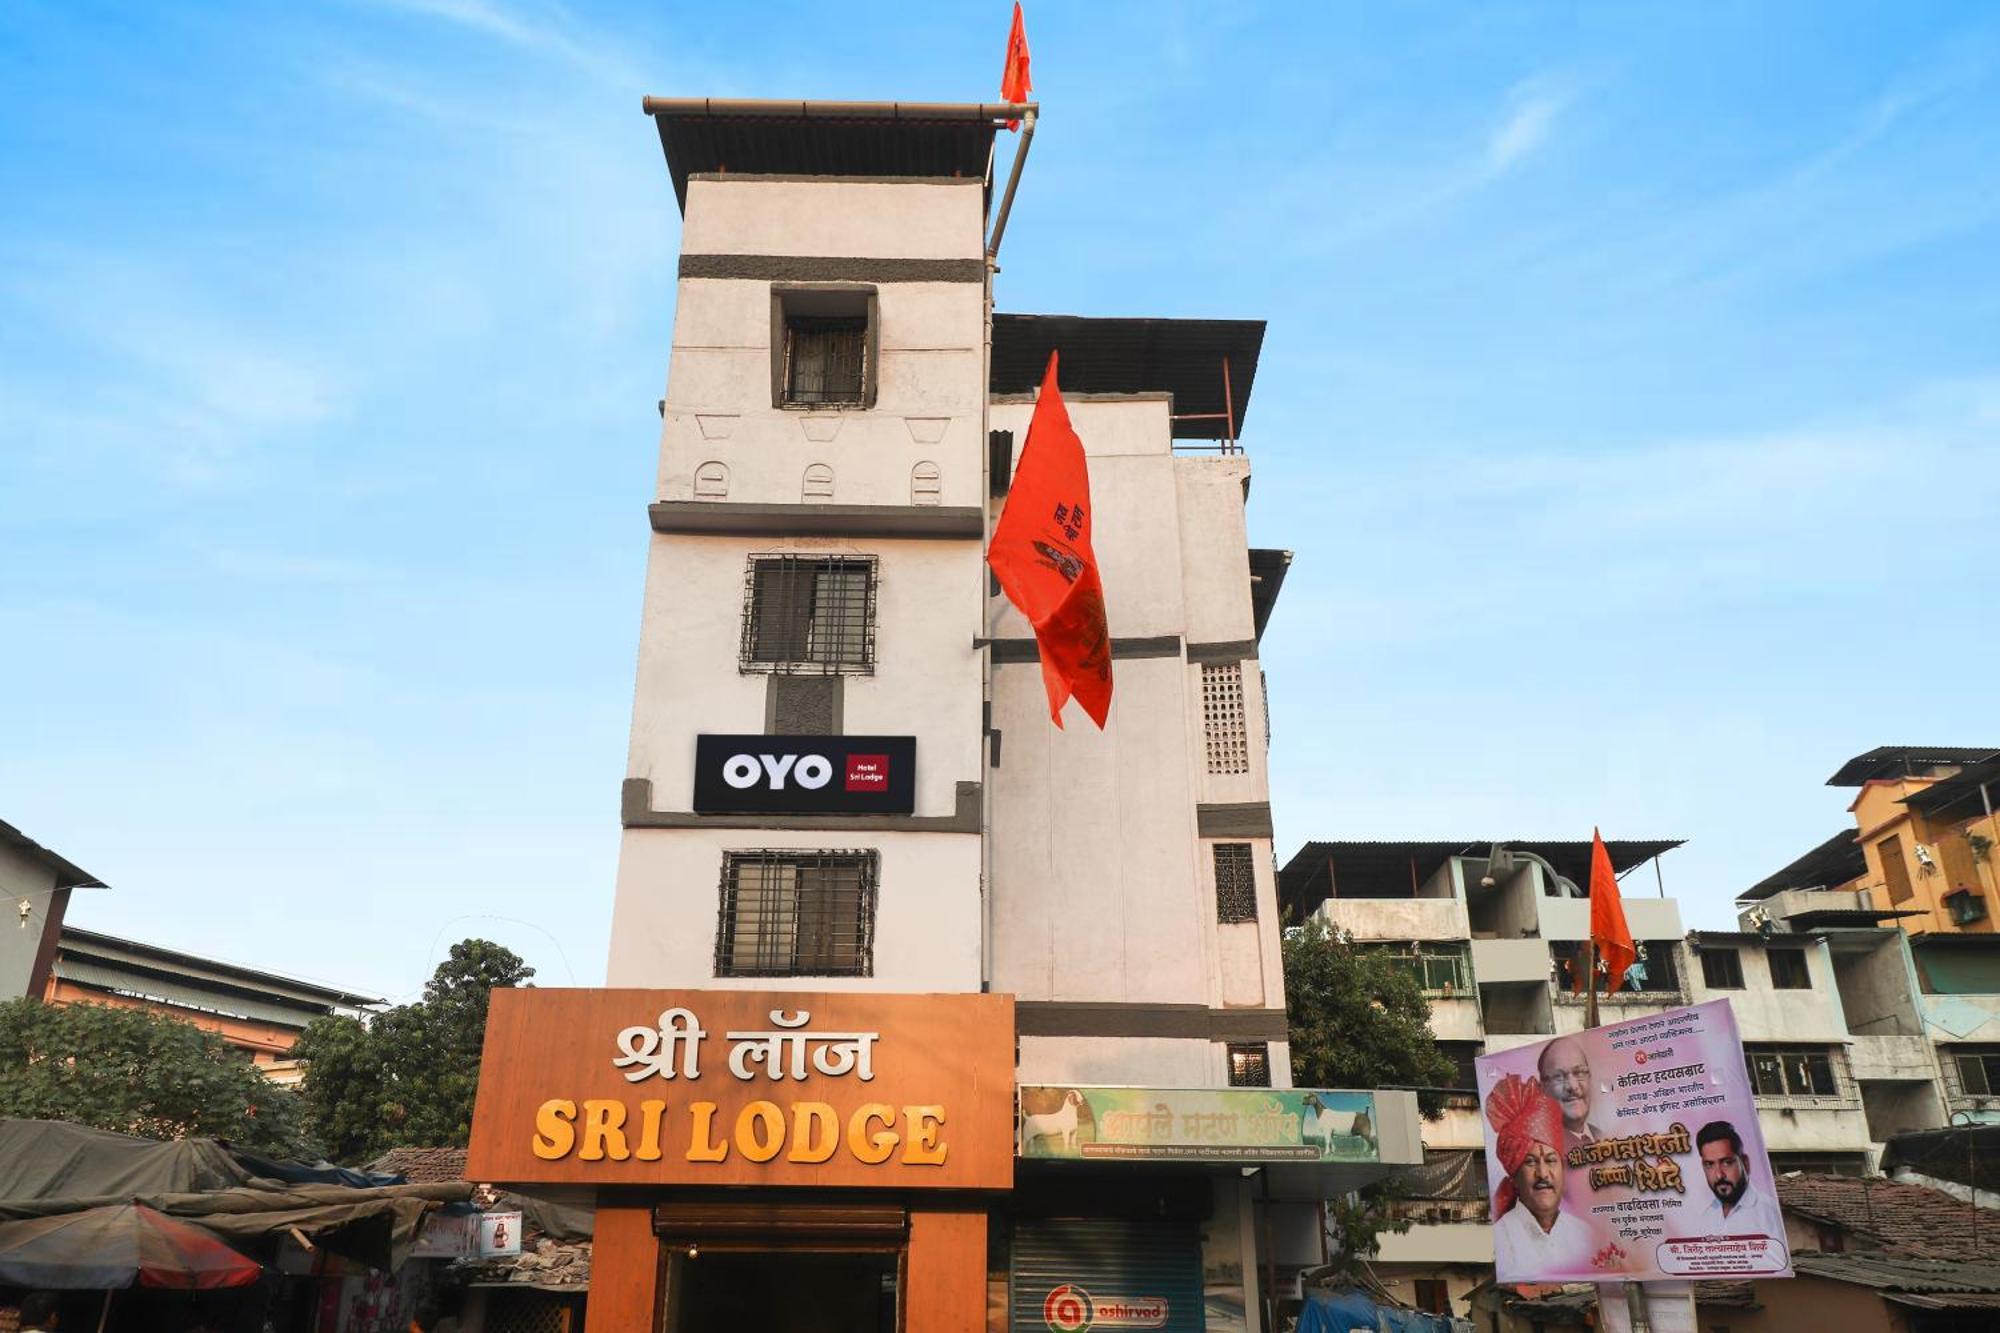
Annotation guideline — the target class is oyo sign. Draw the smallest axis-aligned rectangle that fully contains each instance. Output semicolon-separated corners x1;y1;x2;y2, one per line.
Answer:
692;735;915;815
1042;1285;1168;1332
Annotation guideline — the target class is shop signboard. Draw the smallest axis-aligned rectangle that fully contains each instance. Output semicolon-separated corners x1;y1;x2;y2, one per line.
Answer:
1474;998;1792;1284
467;989;1014;1191
1017;1087;1381;1163
691;734;916;815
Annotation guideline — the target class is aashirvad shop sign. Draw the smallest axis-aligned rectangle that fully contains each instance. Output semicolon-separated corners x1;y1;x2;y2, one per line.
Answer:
1018;1087;1381;1163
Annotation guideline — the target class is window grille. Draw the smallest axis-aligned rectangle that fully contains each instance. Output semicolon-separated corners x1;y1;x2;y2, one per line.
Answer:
1745;1045;1838;1097
1227;1042;1271;1088
1201;663;1249;775
1700;947;1745;989
1365;943;1474;995
1767;948;1811;989
1213;843;1258;923
715;850;877;977
783;316;867;406
741;555;877;675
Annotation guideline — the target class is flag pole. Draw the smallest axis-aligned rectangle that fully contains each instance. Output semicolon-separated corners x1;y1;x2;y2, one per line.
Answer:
1583;893;1650;1330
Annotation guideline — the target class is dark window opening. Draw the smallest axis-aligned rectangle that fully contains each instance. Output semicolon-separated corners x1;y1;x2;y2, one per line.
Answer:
742;555;877;674
784;316;867;405
1946;889;1988;926
1227;1042;1271;1087
1954;1048;2000;1097
716;850;877;977
1768;948;1812;990
1413;1279;1449;1316
1214;843;1259;923
1879;834;1914;904
1746;1045;1837;1097
1701;947;1746;990
1550;940;1679;994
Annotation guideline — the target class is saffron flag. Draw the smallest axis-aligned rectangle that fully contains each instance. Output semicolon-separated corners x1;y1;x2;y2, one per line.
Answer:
1579;827;1638;996
1000;3;1031;129
988;351;1112;728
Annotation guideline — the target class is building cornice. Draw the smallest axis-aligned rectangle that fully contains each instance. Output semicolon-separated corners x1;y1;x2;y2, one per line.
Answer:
649;502;984;539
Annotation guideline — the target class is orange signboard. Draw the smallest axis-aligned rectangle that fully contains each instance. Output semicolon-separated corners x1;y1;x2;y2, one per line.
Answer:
466;989;1015;1191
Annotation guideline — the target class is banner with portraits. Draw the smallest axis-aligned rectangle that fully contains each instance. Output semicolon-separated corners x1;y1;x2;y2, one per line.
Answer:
1475;999;1792;1284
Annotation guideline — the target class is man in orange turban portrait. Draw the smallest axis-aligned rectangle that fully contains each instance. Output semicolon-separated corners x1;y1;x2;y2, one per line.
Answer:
1486;1071;1601;1277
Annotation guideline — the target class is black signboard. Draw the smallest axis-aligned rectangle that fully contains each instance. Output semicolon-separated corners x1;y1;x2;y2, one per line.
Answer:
692;735;917;816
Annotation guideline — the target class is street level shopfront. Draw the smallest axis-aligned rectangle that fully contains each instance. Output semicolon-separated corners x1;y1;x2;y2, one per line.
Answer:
466;988;1015;1332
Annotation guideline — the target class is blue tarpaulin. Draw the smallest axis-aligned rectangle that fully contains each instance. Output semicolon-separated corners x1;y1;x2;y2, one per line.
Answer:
1298;1289;1456;1333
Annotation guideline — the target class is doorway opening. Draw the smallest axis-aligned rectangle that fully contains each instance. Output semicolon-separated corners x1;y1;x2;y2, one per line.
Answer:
667;1249;900;1333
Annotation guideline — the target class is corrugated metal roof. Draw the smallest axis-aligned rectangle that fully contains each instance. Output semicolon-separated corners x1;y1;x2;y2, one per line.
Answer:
1740;828;1866;901
1903;753;2000;818
58;927;381;1008
1793;1253;2000;1293
991;314;1266;440
1278;839;1683;919
1826;745;1997;787
643;98;1010;213
0;818;104;890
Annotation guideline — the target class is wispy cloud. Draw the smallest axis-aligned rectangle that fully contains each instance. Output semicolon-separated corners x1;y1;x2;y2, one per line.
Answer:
1487;81;1569;173
358;0;638;81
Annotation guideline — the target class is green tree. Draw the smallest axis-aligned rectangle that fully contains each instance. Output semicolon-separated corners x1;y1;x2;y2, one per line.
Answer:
1283;920;1459;1274
295;939;533;1163
0;997;311;1156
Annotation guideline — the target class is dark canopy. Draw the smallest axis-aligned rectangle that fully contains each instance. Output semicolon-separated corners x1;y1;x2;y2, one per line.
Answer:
0;1203;261;1291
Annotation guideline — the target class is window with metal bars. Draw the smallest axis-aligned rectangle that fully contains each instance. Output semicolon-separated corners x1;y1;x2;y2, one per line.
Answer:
1744;1045;1838;1098
1201;663;1250;775
1213;843;1258;923
715;850;877;977
1227;1042;1271;1087
740;555;877;674
783;316;868;406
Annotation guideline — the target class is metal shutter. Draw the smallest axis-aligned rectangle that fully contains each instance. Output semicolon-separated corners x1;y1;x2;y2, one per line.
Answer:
1010;1217;1205;1333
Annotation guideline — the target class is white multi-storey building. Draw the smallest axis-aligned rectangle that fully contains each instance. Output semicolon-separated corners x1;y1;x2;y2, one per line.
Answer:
567;96;1421;1333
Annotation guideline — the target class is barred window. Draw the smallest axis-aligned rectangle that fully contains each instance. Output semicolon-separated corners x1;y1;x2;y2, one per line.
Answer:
1214;843;1258;923
716;850;877;977
1202;663;1249;774
741;555;877;674
1745;1045;1838;1098
1227;1042;1271;1088
783;316;867;406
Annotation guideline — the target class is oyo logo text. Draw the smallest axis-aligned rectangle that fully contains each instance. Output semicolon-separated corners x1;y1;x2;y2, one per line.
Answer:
721;752;834;791
1041;1285;1168;1332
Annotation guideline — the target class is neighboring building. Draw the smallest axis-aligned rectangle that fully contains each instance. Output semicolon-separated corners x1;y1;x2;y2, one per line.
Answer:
43;926;380;1082
1750;746;2000;938
0;818;103;1000
468;93;1426;1333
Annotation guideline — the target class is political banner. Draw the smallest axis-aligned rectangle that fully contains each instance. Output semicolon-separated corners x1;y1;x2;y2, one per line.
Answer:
1475;999;1792;1283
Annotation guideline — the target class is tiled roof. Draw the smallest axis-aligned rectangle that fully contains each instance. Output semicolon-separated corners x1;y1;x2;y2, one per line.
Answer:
1691;1281;1756;1309
366;1146;468;1184
1793;1253;2000;1294
1777;1174;2000;1261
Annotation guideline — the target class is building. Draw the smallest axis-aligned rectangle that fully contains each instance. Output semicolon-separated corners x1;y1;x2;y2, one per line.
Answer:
42;926;380;1082
0;818;103;1000
1276;837;2000;1318
465;93;1423;1333
1749;747;2000;938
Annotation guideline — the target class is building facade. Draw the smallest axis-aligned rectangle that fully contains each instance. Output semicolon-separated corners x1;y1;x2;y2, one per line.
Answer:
0;818;102;1001
466;95;1421;1333
1279;837;2000;1320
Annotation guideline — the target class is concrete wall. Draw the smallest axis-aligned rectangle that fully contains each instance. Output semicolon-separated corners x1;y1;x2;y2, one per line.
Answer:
606;827;982;992
1312;897;1468;941
1469;938;1547;985
1539;895;1682;942
1690;938;1850;1042
1833;936;1925;1036
0;839;60;999
1016;1035;1295;1090
1712;1276;1899;1333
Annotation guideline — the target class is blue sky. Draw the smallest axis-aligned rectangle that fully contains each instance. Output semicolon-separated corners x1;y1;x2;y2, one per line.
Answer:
3;2;1997;999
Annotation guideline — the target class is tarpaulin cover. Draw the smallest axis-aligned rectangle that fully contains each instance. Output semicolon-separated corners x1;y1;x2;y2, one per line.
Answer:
1398;1148;1488;1201
1298;1289;1458;1333
0;1203;262;1290
0;1120;401;1201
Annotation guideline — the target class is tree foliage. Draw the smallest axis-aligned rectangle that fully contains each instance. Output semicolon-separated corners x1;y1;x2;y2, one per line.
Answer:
1283;920;1458;1272
0;997;311;1156
295;939;533;1163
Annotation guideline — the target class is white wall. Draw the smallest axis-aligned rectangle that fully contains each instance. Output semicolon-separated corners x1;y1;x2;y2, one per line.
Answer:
0;840;59;998
1312;898;1470;942
606;826;982;992
1689;939;1850;1042
681;177;984;261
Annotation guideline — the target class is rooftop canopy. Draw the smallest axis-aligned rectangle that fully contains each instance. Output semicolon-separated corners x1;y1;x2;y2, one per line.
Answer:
0;818;104;890
1902;753;2000;820
1279;838;1683;919
1826;745;1998;787
1740;828;1867;902
991;314;1266;440
641;97;1021;213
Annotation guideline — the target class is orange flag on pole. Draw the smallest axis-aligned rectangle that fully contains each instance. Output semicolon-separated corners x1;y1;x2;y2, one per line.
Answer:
1000;3;1031;129
988;351;1112;729
1580;828;1638;996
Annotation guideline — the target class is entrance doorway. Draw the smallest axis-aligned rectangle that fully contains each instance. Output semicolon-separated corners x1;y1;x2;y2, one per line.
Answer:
667;1250;900;1333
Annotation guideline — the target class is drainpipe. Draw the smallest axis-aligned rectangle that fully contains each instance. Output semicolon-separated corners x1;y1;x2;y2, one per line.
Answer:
985;106;1038;263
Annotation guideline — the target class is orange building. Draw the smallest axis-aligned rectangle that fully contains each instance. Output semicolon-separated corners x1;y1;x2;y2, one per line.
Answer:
1749;748;2000;936
42;926;380;1082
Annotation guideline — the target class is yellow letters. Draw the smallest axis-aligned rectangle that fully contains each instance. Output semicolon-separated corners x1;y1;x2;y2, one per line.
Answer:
736;1100;785;1163
686;1101;729;1162
788;1102;838;1163
902;1105;948;1165
848;1103;899;1164
635;1099;667;1162
579;1099;631;1161
531;1099;577;1160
